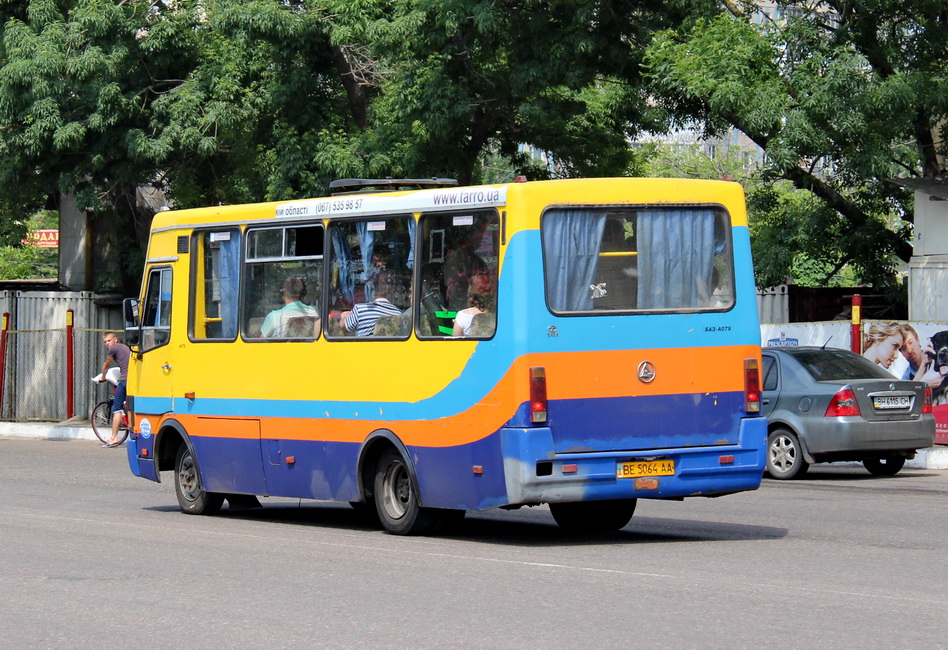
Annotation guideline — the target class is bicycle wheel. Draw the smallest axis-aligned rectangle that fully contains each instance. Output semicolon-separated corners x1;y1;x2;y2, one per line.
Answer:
116;410;130;444
91;401;113;444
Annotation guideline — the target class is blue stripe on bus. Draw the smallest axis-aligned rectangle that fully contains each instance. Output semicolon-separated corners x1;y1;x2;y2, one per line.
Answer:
174;415;765;511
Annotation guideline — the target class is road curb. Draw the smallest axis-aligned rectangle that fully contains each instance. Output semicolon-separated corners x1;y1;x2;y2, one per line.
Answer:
0;421;98;442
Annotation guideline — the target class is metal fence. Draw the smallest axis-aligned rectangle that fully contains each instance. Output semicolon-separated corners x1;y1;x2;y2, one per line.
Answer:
0;291;122;422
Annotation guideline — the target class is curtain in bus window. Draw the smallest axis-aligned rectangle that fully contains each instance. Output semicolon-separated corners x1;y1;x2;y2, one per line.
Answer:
545;210;607;311
407;218;415;270
356;221;376;301
356;221;375;282
636;209;714;309
218;234;239;338
331;228;354;304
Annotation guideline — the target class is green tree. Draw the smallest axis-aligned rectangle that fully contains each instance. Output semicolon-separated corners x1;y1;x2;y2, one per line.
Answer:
0;1;349;292
643;0;948;288
317;0;709;184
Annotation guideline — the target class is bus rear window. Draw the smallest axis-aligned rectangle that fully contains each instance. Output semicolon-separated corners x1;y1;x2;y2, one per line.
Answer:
542;206;734;313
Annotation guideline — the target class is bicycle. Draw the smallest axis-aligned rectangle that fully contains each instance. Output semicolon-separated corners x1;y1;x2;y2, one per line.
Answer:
91;368;129;446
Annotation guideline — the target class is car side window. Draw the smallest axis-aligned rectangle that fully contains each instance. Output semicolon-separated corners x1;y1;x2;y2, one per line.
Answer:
762;355;778;391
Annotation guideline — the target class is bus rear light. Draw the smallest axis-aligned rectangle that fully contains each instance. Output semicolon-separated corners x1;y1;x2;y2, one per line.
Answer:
923;387;933;414
744;358;761;414
529;366;548;423
825;388;860;417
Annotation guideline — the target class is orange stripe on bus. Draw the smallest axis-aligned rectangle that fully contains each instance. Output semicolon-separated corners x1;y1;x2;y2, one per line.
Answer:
142;345;759;449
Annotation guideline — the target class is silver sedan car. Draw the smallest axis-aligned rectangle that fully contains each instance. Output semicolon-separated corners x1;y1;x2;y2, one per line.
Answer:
761;346;935;479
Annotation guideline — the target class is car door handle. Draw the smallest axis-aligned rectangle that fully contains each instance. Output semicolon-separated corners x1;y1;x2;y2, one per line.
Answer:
762;398;770;405
161;364;172;371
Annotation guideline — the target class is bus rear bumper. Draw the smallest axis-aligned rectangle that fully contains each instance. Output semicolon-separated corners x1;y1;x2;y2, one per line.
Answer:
500;417;767;506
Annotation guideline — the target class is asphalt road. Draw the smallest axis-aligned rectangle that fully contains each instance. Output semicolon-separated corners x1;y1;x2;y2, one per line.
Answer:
1;437;946;648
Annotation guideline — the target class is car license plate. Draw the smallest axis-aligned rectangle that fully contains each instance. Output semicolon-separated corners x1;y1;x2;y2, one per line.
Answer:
616;460;675;479
873;396;911;410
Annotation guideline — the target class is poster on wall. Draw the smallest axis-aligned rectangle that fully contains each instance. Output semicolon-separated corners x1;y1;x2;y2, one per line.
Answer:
760;320;948;446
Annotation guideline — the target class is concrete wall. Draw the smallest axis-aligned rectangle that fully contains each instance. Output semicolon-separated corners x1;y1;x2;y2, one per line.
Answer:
909;190;948;321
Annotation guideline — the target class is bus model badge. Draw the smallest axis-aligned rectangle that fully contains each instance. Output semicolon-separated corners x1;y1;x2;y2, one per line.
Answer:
637;361;656;383
547;325;558;337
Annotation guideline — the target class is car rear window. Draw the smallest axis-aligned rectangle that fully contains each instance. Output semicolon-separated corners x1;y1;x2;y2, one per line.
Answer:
787;349;894;381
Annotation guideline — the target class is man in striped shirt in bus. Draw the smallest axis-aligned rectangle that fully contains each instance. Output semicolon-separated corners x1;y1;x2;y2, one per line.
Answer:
340;269;404;336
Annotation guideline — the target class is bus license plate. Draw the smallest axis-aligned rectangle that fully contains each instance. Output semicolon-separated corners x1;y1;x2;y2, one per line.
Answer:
616;460;675;479
873;396;911;410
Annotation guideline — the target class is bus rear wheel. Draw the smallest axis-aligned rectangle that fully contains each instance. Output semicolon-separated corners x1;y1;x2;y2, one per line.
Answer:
373;449;441;535
549;499;637;532
174;444;224;515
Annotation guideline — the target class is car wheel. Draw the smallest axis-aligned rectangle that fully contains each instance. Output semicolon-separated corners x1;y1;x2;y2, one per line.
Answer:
766;428;809;480
863;456;906;476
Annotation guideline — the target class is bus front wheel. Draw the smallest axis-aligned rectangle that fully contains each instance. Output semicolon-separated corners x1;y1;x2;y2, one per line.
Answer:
549;499;637;532
373;449;441;535
174;444;224;515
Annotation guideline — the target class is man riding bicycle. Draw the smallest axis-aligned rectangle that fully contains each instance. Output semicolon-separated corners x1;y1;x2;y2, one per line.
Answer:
98;332;130;447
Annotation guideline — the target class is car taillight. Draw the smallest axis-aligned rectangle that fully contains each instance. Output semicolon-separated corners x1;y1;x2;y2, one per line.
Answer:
825;387;860;417
744;358;760;414
529;366;547;424
923;386;933;414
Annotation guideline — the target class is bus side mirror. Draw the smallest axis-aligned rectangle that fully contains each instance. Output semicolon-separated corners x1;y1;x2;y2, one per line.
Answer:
123;298;141;350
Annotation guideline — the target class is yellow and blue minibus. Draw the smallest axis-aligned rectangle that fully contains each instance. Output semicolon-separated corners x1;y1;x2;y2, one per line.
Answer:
123;176;766;535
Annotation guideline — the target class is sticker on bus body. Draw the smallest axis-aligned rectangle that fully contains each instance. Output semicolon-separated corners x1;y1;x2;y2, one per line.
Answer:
274;187;507;220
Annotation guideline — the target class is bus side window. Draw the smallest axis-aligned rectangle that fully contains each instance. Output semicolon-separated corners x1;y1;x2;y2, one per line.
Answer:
191;230;240;340
418;210;499;338
243;225;323;340
141;267;172;352
327;216;413;338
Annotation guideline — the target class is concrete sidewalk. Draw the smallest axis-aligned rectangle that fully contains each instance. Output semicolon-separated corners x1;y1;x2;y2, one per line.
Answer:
0;418;100;443
2;418;948;469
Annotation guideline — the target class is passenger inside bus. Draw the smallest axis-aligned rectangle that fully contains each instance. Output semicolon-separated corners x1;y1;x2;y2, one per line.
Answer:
452;292;493;336
339;269;404;336
260;276;321;338
443;216;490;311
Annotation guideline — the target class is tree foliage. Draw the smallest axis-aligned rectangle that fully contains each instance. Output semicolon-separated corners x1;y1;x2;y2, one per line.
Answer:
0;0;944;292
644;0;948;287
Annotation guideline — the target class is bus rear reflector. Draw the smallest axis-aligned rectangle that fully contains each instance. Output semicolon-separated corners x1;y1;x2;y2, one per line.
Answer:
744;358;761;414
529;366;548;423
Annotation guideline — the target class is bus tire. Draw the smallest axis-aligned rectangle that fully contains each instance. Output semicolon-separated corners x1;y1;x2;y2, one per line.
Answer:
863;456;905;476
549;499;637;532
174;444;224;515
373;449;440;535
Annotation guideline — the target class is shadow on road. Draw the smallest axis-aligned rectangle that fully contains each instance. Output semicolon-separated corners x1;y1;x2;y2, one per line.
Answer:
144;500;788;547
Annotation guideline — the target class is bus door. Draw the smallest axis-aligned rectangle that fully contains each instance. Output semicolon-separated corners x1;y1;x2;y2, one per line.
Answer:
135;265;176;417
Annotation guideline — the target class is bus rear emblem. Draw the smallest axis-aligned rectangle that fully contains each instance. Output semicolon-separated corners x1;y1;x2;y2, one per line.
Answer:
637;361;656;383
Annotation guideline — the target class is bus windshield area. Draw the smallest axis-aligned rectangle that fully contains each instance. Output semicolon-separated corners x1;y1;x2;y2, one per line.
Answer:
542;206;734;313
